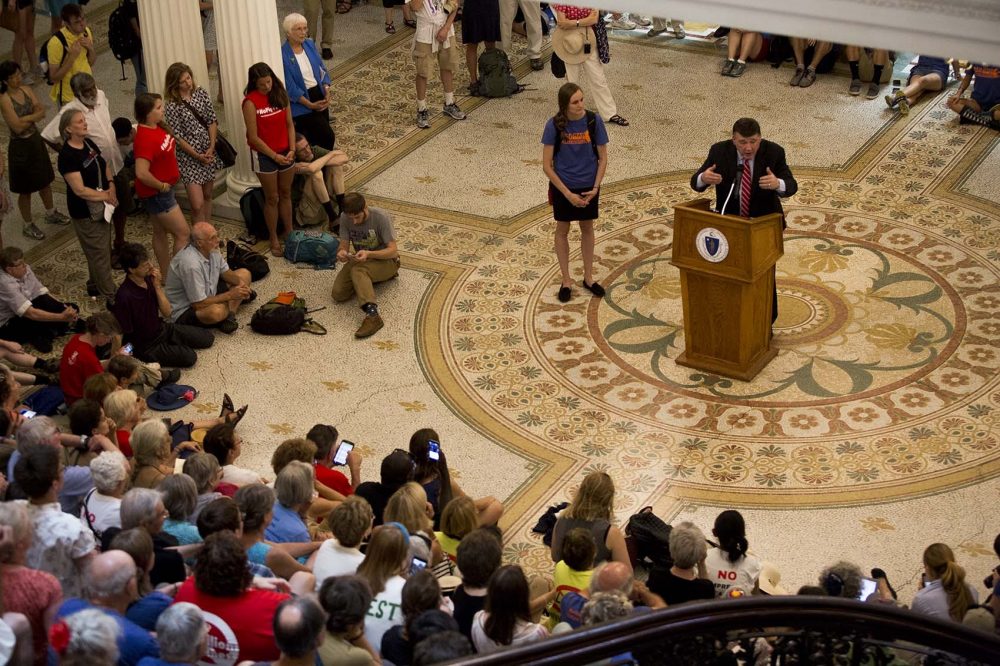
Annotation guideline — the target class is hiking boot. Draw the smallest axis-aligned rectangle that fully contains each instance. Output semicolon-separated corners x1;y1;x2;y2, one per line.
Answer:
865;82;880;99
355;314;384;338
789;66;805;86
848;78;862;95
530;58;544;71
442;103;466;120
218;317;239;334
416;108;430;129
22;223;45;240
44;210;70;225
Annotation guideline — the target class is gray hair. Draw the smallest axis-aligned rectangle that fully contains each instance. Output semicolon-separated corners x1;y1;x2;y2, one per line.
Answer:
130;419;169;468
819;560;864;599
160;473;198;521
668;521;708;569
275;460;314;508
282;12;307;35
86;555;137;600
581;590;633;627
69;71;96;98
183;452;220;494
120;487;162;531
15;415;59;452
61;608;121;666
156;602;206;662
0;502;30;554
58;107;85;140
89;451;128;494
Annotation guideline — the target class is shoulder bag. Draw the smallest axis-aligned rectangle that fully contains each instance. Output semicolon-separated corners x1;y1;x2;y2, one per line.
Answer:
180;97;237;168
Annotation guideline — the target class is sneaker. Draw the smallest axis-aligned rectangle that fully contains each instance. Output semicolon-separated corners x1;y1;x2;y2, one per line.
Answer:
468;81;481;97
960;106;994;127
22;223;45;240
355;314;384;338
730;61;747;77
530;58;544;71
321;47;334;59
86;282;100;297
799;68;817;88
633;15;651;27
44;210;70;225
218;317;239;334
721;59;736;76
416;108;430;129
647;26;666;36
670;21;685;38
848;78;862;95
608;17;636;30
442;103;466;120
789;66;805;86
865;82;880;100
156;368;181;389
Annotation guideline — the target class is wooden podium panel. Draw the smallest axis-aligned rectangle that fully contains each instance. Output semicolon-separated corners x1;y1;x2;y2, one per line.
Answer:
670;199;783;381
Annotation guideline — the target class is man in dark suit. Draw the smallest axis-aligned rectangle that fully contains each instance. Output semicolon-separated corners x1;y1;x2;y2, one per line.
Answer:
690;117;797;324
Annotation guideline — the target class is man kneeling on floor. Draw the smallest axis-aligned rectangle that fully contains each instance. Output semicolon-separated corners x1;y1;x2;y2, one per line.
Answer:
164;222;254;334
332;193;399;339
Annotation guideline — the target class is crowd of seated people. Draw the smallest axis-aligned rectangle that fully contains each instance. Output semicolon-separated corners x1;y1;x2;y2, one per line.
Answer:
0;2;995;664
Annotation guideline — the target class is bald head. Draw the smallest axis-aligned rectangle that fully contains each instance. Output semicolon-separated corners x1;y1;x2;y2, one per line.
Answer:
273;597;324;657
590;561;634;596
191;222;220;257
191;222;216;241
87;550;137;600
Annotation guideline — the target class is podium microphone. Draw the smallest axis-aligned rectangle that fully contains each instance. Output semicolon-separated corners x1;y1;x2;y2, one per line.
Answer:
719;163;743;215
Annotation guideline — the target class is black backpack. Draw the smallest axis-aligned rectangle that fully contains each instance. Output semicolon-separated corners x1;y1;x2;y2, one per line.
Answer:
239;187;269;241
625;506;673;569
250;292;327;336
108;2;140;62
39;30;67;89
478;48;522;98
226;240;269;282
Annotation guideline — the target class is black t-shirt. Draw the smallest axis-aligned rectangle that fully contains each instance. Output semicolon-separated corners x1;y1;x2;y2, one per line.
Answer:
355;481;399;527
380;625;411;666
647;568;716;606
58;139;108;220
451;586;487;640
112;275;164;350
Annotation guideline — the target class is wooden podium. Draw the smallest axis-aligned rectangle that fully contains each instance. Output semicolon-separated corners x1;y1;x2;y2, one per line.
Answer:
670;198;783;381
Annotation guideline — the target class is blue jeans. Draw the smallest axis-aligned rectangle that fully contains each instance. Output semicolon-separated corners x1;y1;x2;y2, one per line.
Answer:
131;51;147;96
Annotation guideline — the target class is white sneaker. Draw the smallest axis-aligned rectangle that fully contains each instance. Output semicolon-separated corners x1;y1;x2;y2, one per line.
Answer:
633;15;652;27
608;17;636;30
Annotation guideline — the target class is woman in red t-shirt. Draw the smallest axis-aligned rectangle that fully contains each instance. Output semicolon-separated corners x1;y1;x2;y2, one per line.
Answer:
134;93;190;279
242;62;295;257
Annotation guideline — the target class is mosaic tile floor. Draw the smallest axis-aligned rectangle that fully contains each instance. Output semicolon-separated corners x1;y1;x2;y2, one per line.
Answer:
6;2;1000;602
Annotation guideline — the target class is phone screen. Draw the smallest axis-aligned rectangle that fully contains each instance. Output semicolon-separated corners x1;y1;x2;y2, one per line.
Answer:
122;343;133;355
857;577;878;600
333;440;354;466
428;440;440;461
410;556;427;575
18;409;36;419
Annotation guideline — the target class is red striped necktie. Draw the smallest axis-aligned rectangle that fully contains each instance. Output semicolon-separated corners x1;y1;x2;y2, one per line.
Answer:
739;161;752;218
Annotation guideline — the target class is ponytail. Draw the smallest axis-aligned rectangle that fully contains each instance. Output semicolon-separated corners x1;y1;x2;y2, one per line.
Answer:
939;560;974;622
713;510;749;564
721;535;749;564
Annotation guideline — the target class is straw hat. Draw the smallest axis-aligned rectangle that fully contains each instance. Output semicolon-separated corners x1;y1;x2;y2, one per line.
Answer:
552;26;591;65
758;562;788;595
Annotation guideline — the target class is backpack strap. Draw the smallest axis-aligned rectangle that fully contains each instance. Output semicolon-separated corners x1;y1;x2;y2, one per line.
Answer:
551;115;562;158
82;487;99;537
51;30;69;108
586;110;599;158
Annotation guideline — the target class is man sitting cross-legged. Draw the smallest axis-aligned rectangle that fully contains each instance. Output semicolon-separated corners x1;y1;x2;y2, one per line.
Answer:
0;246;81;354
164;222;254;335
332;193;399;339
112;242;214;368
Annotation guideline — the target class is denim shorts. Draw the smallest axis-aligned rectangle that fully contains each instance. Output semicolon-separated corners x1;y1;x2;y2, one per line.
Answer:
250;150;294;174
142;189;178;215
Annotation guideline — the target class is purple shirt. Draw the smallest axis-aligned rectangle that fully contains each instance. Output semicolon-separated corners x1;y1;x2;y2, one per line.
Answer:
112;275;164;349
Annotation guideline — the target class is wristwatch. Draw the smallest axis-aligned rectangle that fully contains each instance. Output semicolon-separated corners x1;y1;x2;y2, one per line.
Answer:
77;434;89;451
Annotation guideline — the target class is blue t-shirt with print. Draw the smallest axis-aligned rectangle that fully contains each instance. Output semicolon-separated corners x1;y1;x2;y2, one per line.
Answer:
541;114;609;190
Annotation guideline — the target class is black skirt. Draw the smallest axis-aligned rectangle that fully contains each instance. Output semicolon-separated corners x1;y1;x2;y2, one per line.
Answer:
462;0;501;44
550;183;600;222
8;132;55;194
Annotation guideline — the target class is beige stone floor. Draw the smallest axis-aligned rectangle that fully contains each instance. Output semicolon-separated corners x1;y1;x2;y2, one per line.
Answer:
6;3;1000;605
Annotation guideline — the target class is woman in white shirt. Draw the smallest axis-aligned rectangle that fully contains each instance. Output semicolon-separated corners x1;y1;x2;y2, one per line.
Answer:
310;495;373;590
472;564;549;653
704;509;761;598
81;450;129;541
911;542;978;622
356;522;411;651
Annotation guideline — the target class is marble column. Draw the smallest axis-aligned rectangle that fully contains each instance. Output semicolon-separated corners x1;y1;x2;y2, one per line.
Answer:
214;0;285;205
136;0;208;96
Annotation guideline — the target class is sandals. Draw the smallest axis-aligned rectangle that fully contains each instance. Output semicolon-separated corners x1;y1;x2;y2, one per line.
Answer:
403;18;416;29
608;114;630;126
385;21;396;34
219;393;235;419
225;404;249;427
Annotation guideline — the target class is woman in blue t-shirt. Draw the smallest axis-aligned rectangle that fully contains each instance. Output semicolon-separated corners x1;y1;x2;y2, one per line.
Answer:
541;82;609;303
